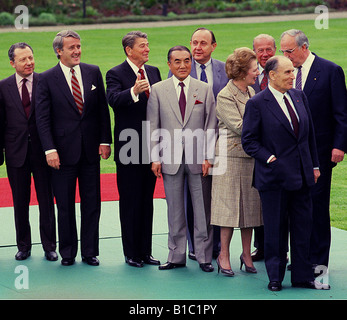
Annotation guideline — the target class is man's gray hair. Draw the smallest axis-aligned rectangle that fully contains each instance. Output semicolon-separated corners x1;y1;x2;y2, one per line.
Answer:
53;30;80;59
281;29;309;49
122;31;148;56
252;34;276;50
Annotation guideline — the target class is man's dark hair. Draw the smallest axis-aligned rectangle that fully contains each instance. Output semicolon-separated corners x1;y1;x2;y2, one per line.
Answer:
8;42;33;62
167;45;192;62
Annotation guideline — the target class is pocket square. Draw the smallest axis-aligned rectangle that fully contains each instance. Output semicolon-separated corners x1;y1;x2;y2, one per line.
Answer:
195;100;203;105
91;85;96;91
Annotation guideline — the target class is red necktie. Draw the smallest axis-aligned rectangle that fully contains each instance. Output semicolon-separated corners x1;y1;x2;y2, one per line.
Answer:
71;68;84;114
283;96;299;137
260;71;268;91
138;69;150;99
179;82;186;120
21;78;31;119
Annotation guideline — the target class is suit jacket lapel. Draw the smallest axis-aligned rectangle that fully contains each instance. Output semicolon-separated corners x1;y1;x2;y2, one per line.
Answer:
184;82;198;127
288;90;307;139
7;74;27;119
264;88;296;138
166;79;184;126
303;53;320;98
54;64;80;114
80;63;92;116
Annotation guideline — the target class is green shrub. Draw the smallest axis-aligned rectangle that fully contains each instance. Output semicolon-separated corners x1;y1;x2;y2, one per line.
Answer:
0;12;14;26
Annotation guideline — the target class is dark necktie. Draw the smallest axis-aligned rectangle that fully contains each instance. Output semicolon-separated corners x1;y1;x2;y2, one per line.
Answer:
260;71;268;91
200;64;208;83
138;68;150;98
71;68;84;114
296;66;302;90
283;95;299;137
21;78;31;119
179;82;186;120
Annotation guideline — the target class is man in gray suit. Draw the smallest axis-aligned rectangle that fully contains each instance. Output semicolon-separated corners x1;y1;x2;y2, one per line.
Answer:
147;46;217;272
182;27;229;260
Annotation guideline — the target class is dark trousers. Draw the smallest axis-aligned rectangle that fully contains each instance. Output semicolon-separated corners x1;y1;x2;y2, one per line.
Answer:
309;163;333;267
116;163;156;259
259;186;314;284
52;151;101;259
7;141;56;252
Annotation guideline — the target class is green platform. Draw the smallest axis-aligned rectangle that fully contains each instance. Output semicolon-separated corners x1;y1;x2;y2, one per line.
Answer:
0;199;346;302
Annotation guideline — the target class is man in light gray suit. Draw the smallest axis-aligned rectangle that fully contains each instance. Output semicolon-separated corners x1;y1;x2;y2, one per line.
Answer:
148;46;217;272
168;28;228;260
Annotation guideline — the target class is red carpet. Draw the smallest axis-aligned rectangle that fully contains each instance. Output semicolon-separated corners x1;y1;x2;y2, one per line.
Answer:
0;174;165;208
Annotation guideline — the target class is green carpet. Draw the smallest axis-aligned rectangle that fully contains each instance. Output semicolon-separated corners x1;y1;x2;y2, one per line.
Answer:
0;199;346;301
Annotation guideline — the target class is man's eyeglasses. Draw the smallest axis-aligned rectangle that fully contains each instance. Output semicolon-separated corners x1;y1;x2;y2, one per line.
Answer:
279;46;298;54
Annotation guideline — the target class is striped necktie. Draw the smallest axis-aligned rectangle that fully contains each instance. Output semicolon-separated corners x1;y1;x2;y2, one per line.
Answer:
296;66;302;90
70;68;83;114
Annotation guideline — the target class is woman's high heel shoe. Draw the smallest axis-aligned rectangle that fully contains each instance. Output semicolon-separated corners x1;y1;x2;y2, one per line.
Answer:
240;254;257;273
216;257;234;277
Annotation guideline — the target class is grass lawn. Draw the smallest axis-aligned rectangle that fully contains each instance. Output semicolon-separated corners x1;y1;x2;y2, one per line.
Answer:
0;18;346;230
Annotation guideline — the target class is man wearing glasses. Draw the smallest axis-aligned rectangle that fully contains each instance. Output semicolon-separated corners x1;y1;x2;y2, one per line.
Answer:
280;29;347;276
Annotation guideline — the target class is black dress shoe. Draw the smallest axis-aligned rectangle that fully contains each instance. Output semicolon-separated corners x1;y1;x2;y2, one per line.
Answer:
158;262;185;270
125;256;144;268
61;258;75;266
15;250;31;260
188;251;196;261
251;249;264;262
200;263;214;272
292;280;330;290
82;256;99;266
142;255;160;265
45;251;58;261
268;281;282;291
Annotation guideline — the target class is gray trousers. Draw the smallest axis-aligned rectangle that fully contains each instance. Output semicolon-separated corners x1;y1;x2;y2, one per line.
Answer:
162;161;213;264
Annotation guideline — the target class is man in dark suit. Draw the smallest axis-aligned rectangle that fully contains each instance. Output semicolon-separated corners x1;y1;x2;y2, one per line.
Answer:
36;31;112;266
106;31;161;268
242;56;330;291
280;29;347;269
0;43;57;261
250;34;276;262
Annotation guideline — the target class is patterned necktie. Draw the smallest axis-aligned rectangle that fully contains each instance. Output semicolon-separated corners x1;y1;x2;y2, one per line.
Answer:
296;66;302;90
21;78;31;119
71;68;83;114
200;64;208;83
179;82;186;120
260;71;268;91
283;95;299;137
138;68;150;98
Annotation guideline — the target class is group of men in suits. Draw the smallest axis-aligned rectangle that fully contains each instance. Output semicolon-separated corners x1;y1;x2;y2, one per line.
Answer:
243;30;347;291
0;31;112;266
0;27;346;292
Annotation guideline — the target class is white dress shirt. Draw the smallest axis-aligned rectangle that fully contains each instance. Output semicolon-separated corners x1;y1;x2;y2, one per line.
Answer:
294;52;315;89
59;61;84;101
195;58;213;87
15;72;33;101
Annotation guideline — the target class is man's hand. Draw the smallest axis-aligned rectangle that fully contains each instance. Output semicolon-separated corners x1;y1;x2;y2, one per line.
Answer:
202;160;212;177
99;145;111;160
151;161;162;178
133;74;150;96
46;151;60;170
313;168;320;183
331;148;345;163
